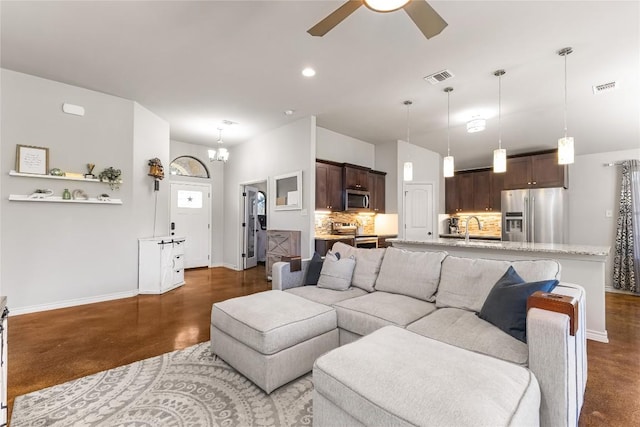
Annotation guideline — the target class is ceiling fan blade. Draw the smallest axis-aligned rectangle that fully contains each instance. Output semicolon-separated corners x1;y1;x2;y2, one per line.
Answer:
307;1;363;37
403;0;448;39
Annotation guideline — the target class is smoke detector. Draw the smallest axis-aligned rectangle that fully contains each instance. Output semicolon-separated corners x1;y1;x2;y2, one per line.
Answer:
424;69;455;85
592;81;619;94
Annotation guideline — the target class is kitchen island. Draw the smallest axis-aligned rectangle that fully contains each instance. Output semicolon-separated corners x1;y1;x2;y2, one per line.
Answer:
388;238;611;343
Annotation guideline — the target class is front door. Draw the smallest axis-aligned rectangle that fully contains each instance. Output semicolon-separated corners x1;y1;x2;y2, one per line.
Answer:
403;183;434;240
170;182;211;268
243;186;259;269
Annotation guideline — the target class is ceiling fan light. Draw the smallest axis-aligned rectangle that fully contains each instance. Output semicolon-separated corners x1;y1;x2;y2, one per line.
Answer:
558;136;574;165
364;0;410;13
443;156;454;178
466;117;486;133
493;149;507;173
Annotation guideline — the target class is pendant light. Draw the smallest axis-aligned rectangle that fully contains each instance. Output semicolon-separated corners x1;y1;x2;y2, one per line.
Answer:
443;87;454;178
208;128;230;162
557;47;574;165
403;100;413;181
493;69;507;173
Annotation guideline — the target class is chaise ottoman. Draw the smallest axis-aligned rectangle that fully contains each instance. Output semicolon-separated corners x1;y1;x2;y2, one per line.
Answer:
210;290;338;393
313;326;541;427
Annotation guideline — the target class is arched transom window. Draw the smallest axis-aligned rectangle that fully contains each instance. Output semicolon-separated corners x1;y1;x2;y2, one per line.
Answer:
170;156;210;178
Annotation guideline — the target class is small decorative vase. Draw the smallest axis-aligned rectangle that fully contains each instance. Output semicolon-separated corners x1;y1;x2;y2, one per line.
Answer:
62;189;71;200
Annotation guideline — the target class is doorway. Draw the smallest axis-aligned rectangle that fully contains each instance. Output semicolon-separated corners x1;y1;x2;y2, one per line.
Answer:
170;182;211;268
403;183;434;240
242;181;267;269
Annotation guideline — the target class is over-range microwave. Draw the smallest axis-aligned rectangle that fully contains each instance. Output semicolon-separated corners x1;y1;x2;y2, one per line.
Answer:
345;189;370;212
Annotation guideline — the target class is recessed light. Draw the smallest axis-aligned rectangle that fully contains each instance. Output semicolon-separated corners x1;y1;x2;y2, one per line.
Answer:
302;67;316;77
284;110;295;116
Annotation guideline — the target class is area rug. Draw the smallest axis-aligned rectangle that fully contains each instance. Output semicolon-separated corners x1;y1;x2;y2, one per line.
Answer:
11;342;313;426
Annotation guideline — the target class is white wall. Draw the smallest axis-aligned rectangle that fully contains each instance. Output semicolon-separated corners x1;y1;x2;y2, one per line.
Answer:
316;127;375;168
132;103;170;238
1;69;150;313
568;148;640;288
374;142;398;213
223;117;316;269
169;140;225;267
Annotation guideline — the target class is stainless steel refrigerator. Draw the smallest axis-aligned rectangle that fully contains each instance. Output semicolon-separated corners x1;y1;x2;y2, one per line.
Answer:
501;188;568;244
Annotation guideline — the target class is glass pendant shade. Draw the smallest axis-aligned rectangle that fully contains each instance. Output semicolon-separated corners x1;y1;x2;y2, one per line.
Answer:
208;148;229;163
208;149;216;161
403;162;413;181
443;156;454;178
493;148;507;173
558;136;574;165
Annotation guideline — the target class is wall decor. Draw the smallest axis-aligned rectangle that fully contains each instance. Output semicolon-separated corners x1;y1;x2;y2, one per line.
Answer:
99;167;122;190
147;158;165;191
85;163;96;179
272;171;302;211
72;189;89;200
27;189;54;199
16;145;49;175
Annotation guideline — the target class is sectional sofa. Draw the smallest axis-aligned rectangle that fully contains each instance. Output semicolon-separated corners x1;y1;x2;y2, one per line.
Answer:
272;242;587;427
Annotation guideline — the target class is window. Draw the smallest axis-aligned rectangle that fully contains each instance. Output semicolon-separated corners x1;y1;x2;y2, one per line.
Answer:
170;156;209;178
177;190;203;209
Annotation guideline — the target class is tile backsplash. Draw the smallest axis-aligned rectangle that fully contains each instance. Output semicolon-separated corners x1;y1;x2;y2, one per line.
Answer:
315;212;375;235
452;213;502;237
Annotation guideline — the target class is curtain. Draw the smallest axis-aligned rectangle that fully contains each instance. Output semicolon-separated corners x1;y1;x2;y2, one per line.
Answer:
613;160;640;292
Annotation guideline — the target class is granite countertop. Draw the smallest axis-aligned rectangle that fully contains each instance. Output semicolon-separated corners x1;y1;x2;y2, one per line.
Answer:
439;234;502;241
315;234;398;240
388;238;611;257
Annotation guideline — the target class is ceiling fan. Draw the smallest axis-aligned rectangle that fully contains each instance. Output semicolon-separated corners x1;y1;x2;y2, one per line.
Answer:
307;0;448;39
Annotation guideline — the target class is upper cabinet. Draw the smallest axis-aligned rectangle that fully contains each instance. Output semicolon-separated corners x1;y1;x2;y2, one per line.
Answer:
343;164;370;190
504;151;568;190
368;170;386;213
446;169;503;214
316;160;343;211
445;173;474;214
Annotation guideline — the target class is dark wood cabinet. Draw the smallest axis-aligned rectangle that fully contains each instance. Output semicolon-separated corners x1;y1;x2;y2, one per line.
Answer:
368;170;386;213
377;236;396;248
504;151;567;190
316;160;343;211
445;173;474;214
344;164;370;190
315;238;354;256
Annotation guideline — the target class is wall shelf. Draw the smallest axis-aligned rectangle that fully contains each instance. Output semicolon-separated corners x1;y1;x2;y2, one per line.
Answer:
9;170;101;182
9;195;122;205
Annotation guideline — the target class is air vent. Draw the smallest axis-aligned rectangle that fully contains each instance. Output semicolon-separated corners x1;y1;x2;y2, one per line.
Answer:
424;69;455;85
592;81;618;94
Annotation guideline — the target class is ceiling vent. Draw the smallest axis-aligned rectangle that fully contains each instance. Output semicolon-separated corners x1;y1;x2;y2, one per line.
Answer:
592;81;618;94
424;69;454;85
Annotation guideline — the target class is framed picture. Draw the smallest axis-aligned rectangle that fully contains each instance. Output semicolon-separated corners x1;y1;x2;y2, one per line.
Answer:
272;170;302;211
16;145;49;175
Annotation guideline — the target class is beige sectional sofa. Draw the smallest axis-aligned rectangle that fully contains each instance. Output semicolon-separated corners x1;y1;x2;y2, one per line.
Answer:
272;242;587;427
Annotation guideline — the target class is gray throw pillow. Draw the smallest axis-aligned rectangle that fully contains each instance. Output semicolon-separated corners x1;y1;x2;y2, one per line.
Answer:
317;250;356;291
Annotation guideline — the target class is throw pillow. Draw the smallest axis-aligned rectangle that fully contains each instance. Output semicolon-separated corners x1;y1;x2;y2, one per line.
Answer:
479;266;558;343
317;250;356;291
302;252;324;286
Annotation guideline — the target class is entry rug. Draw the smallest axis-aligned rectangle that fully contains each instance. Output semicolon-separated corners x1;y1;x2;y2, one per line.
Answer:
12;342;313;426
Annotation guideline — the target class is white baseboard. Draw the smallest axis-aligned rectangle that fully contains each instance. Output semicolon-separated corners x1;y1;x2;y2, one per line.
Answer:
9;290;139;316
209;262;224;268
223;263;241;271
605;286;640;296
586;329;609;343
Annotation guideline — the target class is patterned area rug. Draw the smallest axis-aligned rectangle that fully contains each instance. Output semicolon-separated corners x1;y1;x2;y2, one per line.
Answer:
12;342;313;426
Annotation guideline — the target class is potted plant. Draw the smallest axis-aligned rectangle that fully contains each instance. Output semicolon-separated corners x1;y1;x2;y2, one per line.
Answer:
99;167;122;190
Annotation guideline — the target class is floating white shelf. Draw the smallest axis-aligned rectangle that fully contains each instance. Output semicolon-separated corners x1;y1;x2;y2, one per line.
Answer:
9;170;100;182
8;195;122;205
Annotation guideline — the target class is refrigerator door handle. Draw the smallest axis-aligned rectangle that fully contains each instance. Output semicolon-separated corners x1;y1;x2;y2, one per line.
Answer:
531;196;535;244
524;196;529;243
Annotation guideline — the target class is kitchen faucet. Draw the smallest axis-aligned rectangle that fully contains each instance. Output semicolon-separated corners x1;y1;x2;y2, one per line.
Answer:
464;216;483;243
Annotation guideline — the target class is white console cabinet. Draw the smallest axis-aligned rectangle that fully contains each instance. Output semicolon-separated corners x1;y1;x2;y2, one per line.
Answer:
138;237;186;294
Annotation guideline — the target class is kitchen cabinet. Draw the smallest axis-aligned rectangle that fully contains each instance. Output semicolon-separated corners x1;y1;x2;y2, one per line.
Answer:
368;170;386;213
138;237;186;294
316;160;343;211
344;164;370;190
445;173;474;214
504;151;568;190
472;170;503;212
315;238;354;256
266;230;301;279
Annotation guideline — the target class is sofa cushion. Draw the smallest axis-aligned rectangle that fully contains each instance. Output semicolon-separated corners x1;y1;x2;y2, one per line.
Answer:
333;291;437;336
317;250;356;291
436;256;561;312
479;270;559;343
407;307;529;365
332;242;386;292
302;252;324;285
286;285;367;306
374;247;447;301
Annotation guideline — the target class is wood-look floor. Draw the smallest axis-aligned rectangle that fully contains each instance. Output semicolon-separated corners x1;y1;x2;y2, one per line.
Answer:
7;266;640;425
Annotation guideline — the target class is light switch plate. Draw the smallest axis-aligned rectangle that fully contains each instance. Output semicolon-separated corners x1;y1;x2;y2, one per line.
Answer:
605;209;613;218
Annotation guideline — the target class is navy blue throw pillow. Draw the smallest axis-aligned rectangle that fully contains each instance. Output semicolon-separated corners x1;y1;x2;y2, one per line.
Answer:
479;267;558;343
303;252;324;286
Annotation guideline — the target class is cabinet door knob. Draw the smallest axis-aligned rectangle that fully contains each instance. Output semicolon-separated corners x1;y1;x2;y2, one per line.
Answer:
528;182;532;185
533;181;537;185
